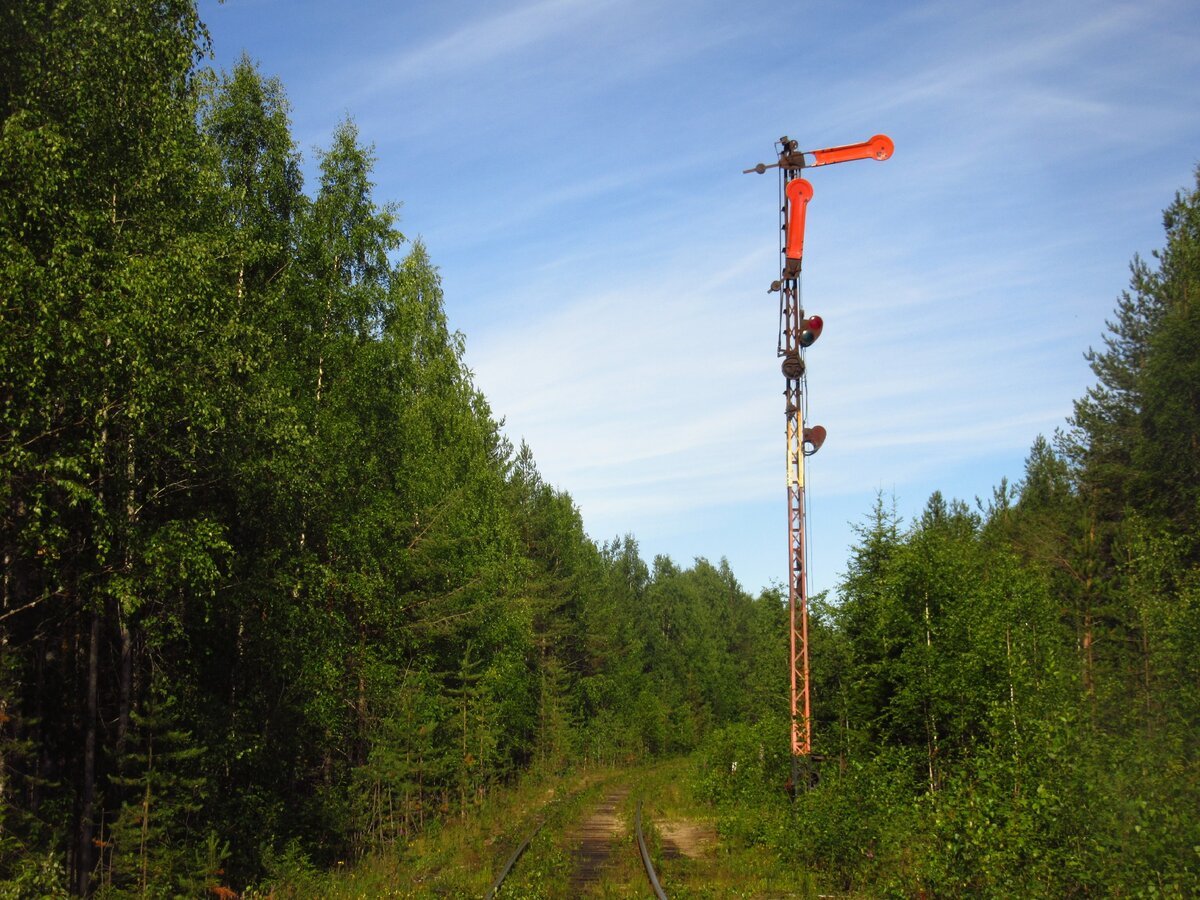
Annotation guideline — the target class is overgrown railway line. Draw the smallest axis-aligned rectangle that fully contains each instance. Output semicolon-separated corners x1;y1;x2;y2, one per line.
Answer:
486;783;668;898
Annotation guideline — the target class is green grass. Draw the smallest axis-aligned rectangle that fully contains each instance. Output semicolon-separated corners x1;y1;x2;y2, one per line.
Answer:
628;758;823;899
243;764;620;898
245;757;830;898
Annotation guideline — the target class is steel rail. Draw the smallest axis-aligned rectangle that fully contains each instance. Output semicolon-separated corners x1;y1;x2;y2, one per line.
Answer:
636;799;669;900
483;820;543;899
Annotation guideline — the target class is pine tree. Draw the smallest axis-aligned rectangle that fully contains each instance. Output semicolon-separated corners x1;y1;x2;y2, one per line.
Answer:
1067;166;1200;542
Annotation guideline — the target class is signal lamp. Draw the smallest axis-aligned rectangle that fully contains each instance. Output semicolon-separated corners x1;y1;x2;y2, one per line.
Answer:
803;425;827;455
799;315;823;348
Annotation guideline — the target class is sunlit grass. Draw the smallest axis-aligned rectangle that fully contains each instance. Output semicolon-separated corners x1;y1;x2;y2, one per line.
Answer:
245;763;620;898
629;757;824;899
247;756;835;898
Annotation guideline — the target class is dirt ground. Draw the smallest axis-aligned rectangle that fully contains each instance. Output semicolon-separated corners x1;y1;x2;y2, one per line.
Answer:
657;818;718;860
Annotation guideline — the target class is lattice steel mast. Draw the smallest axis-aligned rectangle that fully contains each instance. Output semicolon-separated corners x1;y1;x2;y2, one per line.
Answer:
744;133;893;785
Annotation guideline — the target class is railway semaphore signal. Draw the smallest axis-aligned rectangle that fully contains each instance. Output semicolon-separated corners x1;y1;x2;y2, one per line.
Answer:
745;133;892;791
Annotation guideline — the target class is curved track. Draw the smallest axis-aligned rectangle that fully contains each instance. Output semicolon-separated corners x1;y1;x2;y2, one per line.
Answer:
635;799;668;899
486;789;668;898
483;820;543;900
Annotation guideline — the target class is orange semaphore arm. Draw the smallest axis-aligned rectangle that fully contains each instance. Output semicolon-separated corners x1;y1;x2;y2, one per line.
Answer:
784;178;814;274
808;134;893;167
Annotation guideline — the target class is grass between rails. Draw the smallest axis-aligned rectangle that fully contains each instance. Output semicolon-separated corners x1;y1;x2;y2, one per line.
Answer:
488;773;618;899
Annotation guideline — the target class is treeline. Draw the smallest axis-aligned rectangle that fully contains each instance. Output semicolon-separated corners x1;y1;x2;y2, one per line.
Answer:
701;169;1200;895
0;3;787;895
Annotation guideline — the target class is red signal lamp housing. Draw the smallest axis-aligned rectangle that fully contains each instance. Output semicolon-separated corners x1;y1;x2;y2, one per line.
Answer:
803;425;827;455
799;315;823;348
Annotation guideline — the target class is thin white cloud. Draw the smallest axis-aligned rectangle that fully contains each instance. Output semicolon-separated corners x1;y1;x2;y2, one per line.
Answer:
368;0;622;87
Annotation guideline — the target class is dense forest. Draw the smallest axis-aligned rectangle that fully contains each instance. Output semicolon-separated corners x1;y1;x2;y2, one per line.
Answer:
0;3;787;895
1;2;1198;897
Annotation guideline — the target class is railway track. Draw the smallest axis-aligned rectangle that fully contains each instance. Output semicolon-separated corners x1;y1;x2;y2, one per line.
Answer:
635;800;668;900
485;787;668;898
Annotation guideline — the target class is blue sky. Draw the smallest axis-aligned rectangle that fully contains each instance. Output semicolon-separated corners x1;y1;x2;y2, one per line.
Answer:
197;0;1200;599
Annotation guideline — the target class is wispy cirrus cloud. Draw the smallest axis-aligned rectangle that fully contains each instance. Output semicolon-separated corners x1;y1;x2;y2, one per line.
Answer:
199;0;1200;595
365;0;624;87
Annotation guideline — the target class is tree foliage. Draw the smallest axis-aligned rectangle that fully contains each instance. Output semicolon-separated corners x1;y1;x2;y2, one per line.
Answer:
0;7;784;893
